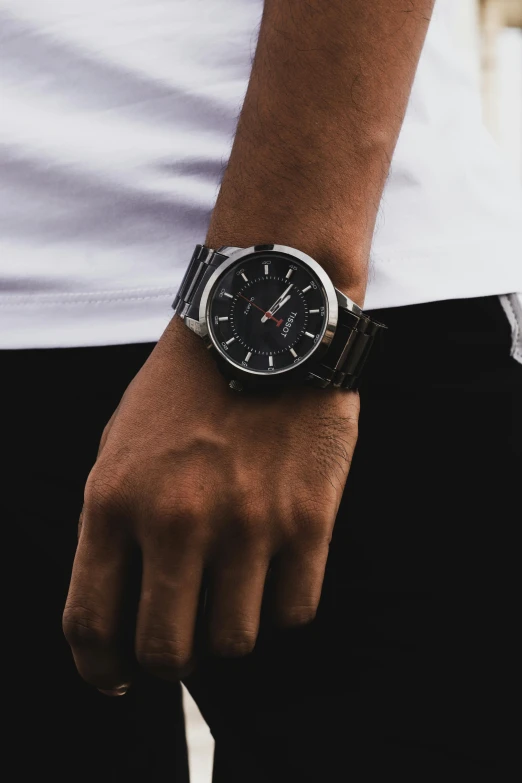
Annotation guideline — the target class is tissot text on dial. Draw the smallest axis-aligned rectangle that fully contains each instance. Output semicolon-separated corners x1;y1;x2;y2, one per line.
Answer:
282;312;298;338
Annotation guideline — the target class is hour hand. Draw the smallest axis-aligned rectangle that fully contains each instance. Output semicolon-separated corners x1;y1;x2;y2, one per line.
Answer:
270;294;291;316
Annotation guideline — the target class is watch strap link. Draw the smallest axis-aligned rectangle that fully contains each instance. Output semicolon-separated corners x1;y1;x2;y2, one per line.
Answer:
172;244;227;321
307;307;385;391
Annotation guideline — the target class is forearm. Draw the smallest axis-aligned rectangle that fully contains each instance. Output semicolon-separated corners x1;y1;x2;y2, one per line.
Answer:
206;0;435;304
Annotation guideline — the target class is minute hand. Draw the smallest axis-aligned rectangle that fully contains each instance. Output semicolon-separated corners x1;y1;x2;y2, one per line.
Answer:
261;284;293;323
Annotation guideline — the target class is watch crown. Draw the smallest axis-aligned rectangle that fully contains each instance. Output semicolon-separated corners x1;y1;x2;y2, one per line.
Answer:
228;379;244;393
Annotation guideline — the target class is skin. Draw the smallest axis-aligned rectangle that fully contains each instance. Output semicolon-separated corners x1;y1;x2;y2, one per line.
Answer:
63;0;435;693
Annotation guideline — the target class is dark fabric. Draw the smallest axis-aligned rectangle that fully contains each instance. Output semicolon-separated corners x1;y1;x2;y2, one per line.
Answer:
4;342;189;782
3;296;519;780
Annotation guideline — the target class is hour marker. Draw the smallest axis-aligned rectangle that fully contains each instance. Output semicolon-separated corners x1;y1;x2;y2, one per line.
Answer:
305;332;315;339
226;336;236;345
224;292;233;298
218;316;229;321
269;356;274;367
290;348;298;358
264;265;269;275
245;351;252;363
241;272;248;282
285;268;294;279
309;309;320;314
302;285;312;294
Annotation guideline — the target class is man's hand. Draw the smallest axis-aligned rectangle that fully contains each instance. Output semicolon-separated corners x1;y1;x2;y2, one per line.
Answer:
63;317;359;690
64;0;434;692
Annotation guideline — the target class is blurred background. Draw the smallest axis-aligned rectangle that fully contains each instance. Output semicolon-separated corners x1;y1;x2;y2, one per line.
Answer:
184;2;522;781
454;0;522;180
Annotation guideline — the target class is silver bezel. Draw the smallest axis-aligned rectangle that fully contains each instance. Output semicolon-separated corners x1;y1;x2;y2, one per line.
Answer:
198;245;339;377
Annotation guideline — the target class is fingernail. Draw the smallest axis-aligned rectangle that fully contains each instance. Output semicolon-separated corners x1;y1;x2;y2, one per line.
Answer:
98;684;130;697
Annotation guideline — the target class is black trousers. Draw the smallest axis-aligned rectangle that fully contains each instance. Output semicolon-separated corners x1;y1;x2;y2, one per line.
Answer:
4;296;519;781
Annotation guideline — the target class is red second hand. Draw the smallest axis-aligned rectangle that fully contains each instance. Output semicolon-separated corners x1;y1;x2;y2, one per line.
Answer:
238;293;283;327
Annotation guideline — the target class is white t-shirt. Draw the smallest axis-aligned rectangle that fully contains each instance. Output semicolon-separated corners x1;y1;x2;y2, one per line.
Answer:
0;0;521;349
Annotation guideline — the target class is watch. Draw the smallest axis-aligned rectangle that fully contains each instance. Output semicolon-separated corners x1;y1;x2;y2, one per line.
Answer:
172;243;385;391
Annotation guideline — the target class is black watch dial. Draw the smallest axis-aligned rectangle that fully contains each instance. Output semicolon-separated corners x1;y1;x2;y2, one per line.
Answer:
208;251;329;374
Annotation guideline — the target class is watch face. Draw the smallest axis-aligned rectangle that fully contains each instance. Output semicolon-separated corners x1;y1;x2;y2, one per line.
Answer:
207;251;329;375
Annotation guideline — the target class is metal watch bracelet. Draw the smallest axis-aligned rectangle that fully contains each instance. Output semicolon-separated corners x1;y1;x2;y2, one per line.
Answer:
172;244;386;391
173;244;228;322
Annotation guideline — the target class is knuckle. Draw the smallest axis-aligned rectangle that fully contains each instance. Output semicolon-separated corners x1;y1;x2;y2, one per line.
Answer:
136;637;191;678
213;628;257;658
83;466;130;518
279;603;318;628
62;605;114;650
293;497;333;540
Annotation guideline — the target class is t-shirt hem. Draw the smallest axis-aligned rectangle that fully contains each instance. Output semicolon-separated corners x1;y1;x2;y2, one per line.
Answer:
1;236;521;349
